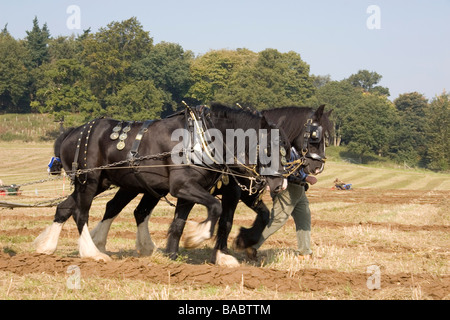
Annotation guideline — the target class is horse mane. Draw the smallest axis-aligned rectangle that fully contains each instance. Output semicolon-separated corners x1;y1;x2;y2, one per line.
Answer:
262;107;312;140
209;102;262;129
263;106;333;139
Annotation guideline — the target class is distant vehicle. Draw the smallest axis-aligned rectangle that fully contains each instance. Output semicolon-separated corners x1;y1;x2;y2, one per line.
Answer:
0;184;21;196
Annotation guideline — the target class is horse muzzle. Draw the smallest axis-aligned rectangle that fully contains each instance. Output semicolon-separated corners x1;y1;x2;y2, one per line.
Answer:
304;153;326;175
314;162;325;175
269;177;287;197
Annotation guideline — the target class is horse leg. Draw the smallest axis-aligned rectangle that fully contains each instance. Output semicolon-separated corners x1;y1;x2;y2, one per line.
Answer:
34;194;76;255
72;183;111;262
233;195;270;251
166;199;195;260
133;193;160;256
91;188;139;253
212;183;241;267
170;181;222;249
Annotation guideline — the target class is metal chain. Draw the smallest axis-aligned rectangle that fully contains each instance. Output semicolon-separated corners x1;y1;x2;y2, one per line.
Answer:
12;147;296;204
16;175;65;188
68;150;176;179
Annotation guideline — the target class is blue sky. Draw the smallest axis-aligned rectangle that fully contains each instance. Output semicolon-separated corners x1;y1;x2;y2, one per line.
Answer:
1;0;449;101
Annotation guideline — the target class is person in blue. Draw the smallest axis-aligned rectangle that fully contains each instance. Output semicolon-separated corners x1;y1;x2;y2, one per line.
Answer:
250;147;317;260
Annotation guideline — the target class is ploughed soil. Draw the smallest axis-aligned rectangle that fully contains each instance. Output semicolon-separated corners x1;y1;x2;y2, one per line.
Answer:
0;187;449;299
1;252;448;299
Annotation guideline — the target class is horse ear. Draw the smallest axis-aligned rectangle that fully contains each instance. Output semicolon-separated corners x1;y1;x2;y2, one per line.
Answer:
314;104;326;120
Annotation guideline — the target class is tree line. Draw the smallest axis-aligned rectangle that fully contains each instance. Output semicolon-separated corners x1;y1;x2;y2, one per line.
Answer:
0;17;448;171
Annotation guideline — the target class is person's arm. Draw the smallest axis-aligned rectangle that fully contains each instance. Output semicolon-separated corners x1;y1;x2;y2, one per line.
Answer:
306;175;317;185
300;168;317;185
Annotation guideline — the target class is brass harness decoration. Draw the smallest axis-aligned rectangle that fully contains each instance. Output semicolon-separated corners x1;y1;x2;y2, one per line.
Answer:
111;121;133;150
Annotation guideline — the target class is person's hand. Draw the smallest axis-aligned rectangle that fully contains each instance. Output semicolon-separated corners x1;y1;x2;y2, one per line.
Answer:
306;175;317;185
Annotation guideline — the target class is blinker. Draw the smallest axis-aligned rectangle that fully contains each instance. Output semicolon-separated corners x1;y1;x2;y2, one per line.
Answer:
309;123;322;143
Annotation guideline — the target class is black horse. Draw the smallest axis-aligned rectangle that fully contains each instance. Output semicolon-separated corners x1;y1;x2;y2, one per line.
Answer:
233;105;333;255
38;104;289;261
171;105;333;265
89;105;332;266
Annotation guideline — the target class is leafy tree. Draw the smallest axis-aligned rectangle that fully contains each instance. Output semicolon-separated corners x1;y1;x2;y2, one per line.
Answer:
215;49;315;109
25;16;50;68
48;35;81;61
3;15;447;172
311;74;331;89
82;39;128;101
346;70;390;96
188;49;256;103
95;17;152;63
257;49;315;107
1;24;8;36
343;92;398;160
311;80;361;146
30;58;101;120
81;17;153;104
391;92;428;166
424;92;449;171
105;80;164;120
132;42;193;103
0;30;31;112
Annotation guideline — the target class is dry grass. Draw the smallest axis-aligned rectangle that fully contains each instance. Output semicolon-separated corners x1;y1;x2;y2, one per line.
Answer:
0;142;449;300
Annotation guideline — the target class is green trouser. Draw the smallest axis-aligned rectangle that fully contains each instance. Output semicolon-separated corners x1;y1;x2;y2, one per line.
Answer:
253;182;312;256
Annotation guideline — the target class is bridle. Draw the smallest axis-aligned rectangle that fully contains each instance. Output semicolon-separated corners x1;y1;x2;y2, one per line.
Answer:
302;118;327;163
280;115;327;177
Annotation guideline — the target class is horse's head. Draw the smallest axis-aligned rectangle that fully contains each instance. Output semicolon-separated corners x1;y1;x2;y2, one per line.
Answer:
296;105;333;175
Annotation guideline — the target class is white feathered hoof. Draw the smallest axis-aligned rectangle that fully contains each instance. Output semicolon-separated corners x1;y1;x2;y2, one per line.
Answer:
183;221;212;249
79;224;112;262
90;219;114;253
136;234;156;257
215;250;240;268
137;242;155;257
136;215;156;256
34;222;64;255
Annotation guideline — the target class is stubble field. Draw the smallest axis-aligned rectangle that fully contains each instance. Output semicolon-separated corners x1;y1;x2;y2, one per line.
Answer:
0;142;449;300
